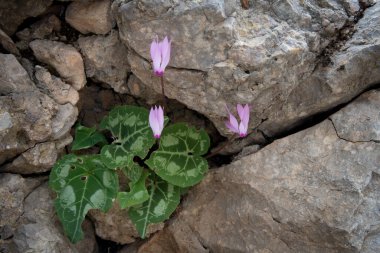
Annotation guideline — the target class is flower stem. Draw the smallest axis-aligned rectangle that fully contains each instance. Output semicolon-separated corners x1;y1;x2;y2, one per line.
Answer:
206;137;235;159
160;76;168;108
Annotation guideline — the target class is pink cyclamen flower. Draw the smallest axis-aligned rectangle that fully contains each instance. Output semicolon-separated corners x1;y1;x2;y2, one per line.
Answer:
149;106;164;139
225;104;250;137
150;36;171;77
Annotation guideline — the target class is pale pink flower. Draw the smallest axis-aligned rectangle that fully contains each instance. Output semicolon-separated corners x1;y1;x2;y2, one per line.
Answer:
149;106;164;139
150;36;171;77
225;104;250;137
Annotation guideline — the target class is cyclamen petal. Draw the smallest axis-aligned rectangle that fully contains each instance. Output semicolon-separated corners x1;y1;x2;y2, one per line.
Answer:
160;37;171;70
149;106;164;138
237;104;245;120
225;104;250;137
150;36;171;77
241;104;250;126
157;106;164;132
226;113;239;133
150;40;162;75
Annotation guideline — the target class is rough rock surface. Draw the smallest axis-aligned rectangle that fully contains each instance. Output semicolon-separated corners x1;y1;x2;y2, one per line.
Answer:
0;29;20;55
66;0;114;35
89;202;164;244
0;54;35;95
16;15;61;41
30;39;86;90
3;135;72;174
0;91;57;164
78;31;129;93
126;74;161;104
35;66;80;105
114;0;380;138
6;183;98;253
330;89;380;142
0;0;52;35
0;174;42;241
0;54;76;168
137;89;380;253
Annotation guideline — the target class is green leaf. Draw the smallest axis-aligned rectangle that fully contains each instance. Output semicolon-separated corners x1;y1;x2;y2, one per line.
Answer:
71;125;107;150
49;154;118;243
117;170;149;209
121;163;143;183
100;144;134;170
146;123;210;188
99;105;156;161
128;175;180;238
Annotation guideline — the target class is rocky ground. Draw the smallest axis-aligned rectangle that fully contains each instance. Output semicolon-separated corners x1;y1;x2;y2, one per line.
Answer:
0;0;379;253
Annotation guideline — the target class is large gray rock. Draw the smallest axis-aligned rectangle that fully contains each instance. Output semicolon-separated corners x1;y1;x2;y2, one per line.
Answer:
126;74;161;104
0;54;77;168
66;0;114;35
3;135;72;174
114;0;380;139
137;89;380;253
0;91;57;164
10;183;98;253
0;0;52;35
0;174;42;241
0;29;19;55
78;31;129;93
16;15;61;41
51;103;78;140
30;40;86;90
0;54;35;95
330;89;380;142
35;66;79;105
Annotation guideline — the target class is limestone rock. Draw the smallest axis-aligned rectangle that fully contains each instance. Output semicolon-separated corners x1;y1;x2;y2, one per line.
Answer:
3;134;72;174
0;0;52;35
0;54;35;95
331;88;380;142
30;40;86;90
0;91;57;164
114;0;380;139
35;66;79;105
0;29;19;55
126;74;161;104
0;54;77;166
11;183;98;253
16;15;61;41
66;0;113;35
0;174;41;241
51;103;78;140
89;202;164;244
137;89;380;252
78;31;129;93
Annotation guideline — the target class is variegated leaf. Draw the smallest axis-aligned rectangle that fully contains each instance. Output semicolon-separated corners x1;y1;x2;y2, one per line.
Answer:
71;124;107;151
146;123;210;187
99;105;156;164
117;170;149;209
128;175;180;238
49;154;118;243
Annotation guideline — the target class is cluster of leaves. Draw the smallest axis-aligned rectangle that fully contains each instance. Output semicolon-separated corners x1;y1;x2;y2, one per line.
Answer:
49;105;210;243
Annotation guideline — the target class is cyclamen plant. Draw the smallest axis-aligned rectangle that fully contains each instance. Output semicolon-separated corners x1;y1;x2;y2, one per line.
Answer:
49;36;250;244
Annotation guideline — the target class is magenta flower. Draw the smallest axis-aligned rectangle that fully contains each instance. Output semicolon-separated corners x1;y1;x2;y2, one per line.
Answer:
225;104;250;137
150;36;171;77
149;106;164;139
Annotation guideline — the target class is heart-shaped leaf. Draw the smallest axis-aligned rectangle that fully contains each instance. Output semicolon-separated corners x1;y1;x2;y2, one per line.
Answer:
71;125;107;150
128;175;180;238
49;154;118;243
99;105;156;163
121;163;143;183
117;170;149;209
146;123;210;187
